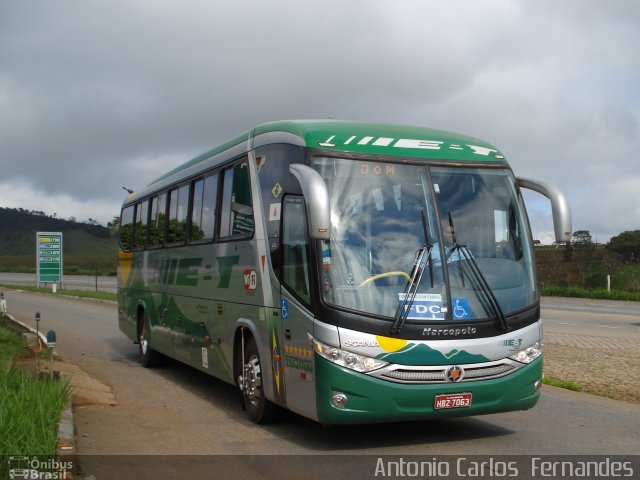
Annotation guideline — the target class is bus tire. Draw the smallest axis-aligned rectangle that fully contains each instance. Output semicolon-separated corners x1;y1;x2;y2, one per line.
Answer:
242;337;277;424
138;310;162;368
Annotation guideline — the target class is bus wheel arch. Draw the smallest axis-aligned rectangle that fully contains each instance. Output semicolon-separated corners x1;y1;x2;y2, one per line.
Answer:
234;326;278;423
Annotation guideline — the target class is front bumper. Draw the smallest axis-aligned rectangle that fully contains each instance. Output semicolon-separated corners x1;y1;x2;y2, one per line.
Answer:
315;354;542;424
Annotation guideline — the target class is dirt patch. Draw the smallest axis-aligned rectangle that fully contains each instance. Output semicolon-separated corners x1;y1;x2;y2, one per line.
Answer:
51;360;117;406
16;350;116;407
544;338;640;404
4;312;116;407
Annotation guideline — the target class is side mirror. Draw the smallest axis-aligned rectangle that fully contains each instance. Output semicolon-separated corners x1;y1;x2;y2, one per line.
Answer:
289;164;331;240
517;177;572;243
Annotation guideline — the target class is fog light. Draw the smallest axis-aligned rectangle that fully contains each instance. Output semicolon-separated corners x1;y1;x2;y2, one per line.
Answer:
534;379;542;392
331;391;348;409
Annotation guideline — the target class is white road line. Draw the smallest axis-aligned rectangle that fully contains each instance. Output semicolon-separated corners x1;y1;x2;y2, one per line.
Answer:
598;325;619;329
559;322;577;325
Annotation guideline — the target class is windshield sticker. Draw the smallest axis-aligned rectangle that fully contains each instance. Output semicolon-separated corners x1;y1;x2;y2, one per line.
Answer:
398;293;445;320
271;182;283;198
321;242;331;269
452;298;471;319
269;203;281;221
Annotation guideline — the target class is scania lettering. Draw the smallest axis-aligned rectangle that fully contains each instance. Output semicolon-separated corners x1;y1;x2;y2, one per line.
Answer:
118;120;571;424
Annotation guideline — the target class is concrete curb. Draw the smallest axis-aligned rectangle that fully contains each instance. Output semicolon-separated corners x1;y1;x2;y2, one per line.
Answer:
57;376;76;456
6;311;48;348
3;312;77;462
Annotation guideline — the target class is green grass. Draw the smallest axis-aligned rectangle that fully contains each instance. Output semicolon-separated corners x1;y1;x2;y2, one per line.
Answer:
0;254;117;276
543;375;582;392
0;284;116;302
0;317;27;358
540;285;640;301
0;319;71;460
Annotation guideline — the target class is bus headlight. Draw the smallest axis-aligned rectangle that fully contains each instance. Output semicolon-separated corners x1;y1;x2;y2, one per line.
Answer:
509;342;542;364
310;336;387;373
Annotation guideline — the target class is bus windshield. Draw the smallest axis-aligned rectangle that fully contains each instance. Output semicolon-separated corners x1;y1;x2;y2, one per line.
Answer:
313;157;536;324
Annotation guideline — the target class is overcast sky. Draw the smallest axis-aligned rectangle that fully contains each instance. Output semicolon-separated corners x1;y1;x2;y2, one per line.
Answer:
1;0;638;243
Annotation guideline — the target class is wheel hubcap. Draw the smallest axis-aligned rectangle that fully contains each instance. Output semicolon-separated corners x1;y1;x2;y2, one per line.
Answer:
140;323;148;355
243;355;262;405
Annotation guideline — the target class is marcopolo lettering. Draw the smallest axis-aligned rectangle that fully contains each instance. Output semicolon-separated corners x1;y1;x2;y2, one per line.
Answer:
422;326;477;337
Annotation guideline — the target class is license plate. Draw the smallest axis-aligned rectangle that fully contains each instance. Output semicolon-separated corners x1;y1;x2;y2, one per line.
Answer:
434;393;472;410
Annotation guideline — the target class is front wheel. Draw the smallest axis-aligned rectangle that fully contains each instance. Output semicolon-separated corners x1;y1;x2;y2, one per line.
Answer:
138;311;162;367
240;337;277;423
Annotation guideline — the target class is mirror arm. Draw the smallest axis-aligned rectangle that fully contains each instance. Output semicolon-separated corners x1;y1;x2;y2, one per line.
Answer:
517;177;572;243
289;164;331;240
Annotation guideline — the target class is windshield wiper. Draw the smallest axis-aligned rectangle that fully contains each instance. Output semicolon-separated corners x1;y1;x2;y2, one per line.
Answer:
447;212;508;331
389;210;434;336
421;210;434;289
390;245;432;336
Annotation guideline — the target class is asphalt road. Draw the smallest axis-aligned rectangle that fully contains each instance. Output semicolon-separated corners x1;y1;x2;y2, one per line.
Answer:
541;296;640;339
4;290;640;478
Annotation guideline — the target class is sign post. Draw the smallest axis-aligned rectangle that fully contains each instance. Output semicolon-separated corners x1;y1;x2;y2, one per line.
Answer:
36;232;63;289
47;330;56;377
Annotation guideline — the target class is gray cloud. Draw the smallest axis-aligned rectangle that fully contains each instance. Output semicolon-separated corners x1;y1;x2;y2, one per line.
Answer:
0;0;638;241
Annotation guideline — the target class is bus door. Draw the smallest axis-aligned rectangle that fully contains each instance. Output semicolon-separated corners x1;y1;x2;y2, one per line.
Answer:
278;195;318;419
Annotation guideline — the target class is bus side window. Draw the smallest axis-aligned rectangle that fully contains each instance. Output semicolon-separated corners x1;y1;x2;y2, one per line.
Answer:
220;160;254;238
167;185;189;244
201;173;218;240
190;173;218;242
191;178;205;241
167;188;178;243
281;196;311;304
120;205;135;251
133;200;149;249
149;193;167;247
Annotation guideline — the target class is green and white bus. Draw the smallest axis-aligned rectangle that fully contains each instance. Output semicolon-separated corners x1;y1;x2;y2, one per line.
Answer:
118;120;571;424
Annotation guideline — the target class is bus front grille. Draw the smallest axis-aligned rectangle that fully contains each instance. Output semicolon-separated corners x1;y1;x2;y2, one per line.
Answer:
371;361;519;384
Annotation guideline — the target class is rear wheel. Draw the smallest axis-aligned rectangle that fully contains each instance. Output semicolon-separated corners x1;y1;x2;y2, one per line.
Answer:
241;337;277;423
138;311;162;367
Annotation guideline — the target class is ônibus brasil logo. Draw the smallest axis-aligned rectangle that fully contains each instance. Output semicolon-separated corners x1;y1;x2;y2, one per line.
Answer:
8;456;74;480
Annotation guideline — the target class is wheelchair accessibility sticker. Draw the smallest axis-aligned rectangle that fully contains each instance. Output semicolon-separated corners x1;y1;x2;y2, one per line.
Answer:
452;298;471;319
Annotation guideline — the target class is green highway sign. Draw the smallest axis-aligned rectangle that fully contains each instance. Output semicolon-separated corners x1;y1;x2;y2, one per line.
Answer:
37;232;63;285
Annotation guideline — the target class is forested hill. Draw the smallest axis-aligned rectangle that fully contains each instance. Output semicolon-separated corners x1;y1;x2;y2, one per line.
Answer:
0;207;116;257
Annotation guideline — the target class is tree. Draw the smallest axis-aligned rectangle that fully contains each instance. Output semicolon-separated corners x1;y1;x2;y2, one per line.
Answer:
607;230;640;263
571;230;593;245
109;216;120;237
